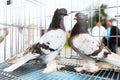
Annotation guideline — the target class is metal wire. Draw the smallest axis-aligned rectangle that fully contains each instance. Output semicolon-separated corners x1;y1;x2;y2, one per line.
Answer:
0;62;120;80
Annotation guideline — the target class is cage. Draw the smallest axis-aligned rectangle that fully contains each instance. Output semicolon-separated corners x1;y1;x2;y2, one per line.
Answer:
0;0;120;80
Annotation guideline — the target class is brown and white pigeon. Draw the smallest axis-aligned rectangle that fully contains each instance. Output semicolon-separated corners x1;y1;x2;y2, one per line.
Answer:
70;12;120;73
3;8;68;73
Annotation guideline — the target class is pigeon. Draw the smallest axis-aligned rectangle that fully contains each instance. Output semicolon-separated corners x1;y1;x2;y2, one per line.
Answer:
70;12;120;73
3;8;68;73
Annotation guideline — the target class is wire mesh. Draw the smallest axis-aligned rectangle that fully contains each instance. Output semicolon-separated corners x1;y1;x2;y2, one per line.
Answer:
0;61;120;80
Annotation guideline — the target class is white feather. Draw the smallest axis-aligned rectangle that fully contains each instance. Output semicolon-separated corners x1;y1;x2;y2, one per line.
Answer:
3;52;40;72
72;33;102;73
103;52;120;67
39;29;67;63
44;51;59;63
72;34;100;55
39;29;67;51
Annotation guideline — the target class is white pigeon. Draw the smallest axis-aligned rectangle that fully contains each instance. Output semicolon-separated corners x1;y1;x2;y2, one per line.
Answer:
3;8;68;73
70;12;120;73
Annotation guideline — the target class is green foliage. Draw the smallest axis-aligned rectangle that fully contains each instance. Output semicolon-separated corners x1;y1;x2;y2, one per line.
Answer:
65;33;71;48
0;36;4;43
89;4;108;28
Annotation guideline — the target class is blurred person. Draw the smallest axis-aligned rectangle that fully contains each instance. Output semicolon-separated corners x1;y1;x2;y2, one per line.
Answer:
103;20;120;53
92;22;106;41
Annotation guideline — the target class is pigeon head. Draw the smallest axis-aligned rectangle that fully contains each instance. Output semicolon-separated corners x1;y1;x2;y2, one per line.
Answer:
54;8;68;16
48;8;68;31
74;12;88;22
70;12;88;37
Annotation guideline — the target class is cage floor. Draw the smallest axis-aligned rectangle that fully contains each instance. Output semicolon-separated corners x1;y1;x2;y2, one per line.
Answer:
0;62;120;80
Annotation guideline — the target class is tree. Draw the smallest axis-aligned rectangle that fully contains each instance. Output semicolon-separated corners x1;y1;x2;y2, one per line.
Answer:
89;4;108;28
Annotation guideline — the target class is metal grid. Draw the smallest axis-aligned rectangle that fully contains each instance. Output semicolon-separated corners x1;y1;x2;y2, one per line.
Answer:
0;61;120;80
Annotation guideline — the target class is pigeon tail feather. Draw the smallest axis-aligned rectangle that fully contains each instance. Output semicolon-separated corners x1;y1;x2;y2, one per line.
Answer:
103;52;120;67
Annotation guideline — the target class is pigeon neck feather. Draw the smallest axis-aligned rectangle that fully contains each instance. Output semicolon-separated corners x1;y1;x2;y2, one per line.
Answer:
70;20;88;37
48;15;65;31
59;18;65;31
